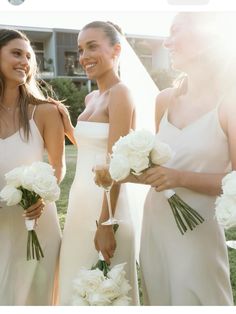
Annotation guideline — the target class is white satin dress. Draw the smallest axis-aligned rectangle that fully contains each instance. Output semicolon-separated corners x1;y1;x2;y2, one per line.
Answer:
0;108;61;305
59;121;139;305
140;105;234;305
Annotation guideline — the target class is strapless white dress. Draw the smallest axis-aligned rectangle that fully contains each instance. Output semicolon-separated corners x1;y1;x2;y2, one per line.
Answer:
59;121;139;305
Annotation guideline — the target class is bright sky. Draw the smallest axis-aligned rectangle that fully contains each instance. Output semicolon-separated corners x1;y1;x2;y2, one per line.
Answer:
0;10;175;37
0;0;236;37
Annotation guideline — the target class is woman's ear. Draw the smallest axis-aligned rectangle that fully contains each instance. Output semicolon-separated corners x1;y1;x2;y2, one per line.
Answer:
113;43;121;58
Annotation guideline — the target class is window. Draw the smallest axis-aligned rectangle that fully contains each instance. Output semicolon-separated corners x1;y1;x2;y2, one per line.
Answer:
64;51;84;76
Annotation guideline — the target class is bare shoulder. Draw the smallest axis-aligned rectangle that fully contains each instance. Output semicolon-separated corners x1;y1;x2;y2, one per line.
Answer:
34;102;62;122
155;87;176;131
109;82;131;97
36;103;59;117
155;87;176;113
108;82;134;109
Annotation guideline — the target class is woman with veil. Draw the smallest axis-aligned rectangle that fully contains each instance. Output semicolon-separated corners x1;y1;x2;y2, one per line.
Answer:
53;21;144;305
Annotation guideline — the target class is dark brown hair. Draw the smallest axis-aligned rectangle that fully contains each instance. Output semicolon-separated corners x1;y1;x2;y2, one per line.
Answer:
81;21;123;46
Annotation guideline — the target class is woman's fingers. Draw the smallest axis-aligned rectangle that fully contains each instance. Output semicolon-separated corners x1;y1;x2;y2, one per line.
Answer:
24;199;45;219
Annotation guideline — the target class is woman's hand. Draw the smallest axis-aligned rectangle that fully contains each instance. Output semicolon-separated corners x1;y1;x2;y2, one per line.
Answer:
142;166;181;191
48;98;74;139
24;198;45;220
94;225;116;264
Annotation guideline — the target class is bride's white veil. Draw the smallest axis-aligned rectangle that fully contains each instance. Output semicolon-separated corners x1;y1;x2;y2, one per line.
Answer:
119;35;160;261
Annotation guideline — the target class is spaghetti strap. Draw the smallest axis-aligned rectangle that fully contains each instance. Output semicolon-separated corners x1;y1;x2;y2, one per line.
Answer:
31;105;37;119
216;94;226;109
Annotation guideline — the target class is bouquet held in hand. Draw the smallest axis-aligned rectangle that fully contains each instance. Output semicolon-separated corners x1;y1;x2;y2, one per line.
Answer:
0;161;60;260
71;224;131;305
109;129;204;234
215;171;236;229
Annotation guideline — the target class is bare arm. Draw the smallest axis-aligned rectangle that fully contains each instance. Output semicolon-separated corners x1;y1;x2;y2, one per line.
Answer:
98;85;134;224
35;103;66;183
95;85;135;263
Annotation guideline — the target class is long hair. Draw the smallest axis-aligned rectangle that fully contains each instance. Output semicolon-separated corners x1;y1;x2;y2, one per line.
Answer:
0;29;48;140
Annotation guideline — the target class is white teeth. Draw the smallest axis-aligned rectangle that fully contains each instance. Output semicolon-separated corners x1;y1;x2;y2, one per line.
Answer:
15;69;26;74
85;64;96;69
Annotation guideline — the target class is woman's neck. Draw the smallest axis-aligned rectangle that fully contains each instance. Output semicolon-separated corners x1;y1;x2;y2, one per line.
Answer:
1;87;19;110
185;67;220;98
96;71;120;94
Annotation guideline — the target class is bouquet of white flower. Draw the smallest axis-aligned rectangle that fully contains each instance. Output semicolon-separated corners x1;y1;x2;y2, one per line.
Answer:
109;129;204;235
215;171;236;229
71;223;131;306
0;161;60;260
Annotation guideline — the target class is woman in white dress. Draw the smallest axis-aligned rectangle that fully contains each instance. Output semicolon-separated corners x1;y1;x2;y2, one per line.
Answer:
138;13;234;305
56;21;139;305
0;29;65;305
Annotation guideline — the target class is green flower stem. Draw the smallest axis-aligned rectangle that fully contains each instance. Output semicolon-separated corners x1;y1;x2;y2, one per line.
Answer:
27;230;44;261
167;194;204;235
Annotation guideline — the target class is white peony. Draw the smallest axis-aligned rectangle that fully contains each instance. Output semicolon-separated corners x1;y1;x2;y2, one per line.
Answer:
87;292;111;306
0;185;22;206
215;195;236;229
109;154;130;181
76;268;105;293
222;172;236;196
151;139;173;165
112;135;130;155
5;166;26;187
99;278;121;301
127;129;155;155
107;263;127;286
32;174;60;201
222;171;236;186
128;152;150;174
30;161;55;176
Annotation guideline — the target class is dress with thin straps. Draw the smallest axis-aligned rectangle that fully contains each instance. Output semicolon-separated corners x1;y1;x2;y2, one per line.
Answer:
140;102;234;305
0;106;61;305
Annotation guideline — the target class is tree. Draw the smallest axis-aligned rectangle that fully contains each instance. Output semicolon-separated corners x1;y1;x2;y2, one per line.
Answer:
42;78;88;144
47;78;88;127
151;69;178;91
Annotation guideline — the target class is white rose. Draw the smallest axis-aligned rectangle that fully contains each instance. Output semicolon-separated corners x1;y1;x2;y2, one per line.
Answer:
31;161;55;176
215;195;236;229
107;263;126;286
99;278;121;301
87;292;111;306
32;174;60;201
112;296;131;306
128;153;149;174
0;185;22;206
127;129;155;155
222;171;236;186
222;172;236;196
21;167;35;191
109;155;130;181
150;139;173;165
112;135;131;155
77;268;105;293
5;166;26;187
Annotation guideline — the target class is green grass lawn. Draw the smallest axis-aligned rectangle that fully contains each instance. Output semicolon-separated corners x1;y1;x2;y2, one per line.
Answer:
57;145;236;304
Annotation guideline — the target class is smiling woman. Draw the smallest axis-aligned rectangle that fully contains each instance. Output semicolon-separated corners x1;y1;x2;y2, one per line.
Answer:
0;28;65;305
